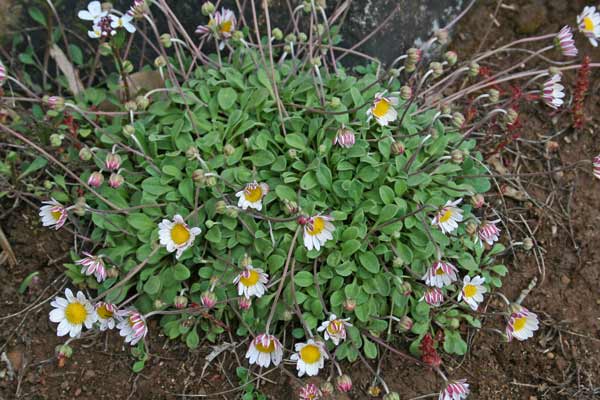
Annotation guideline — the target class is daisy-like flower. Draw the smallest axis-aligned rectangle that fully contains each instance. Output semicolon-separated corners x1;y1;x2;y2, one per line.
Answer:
333;127;356;148
39;198;68;230
88;15;116;39
195;8;237;48
439;379;470;400
235;181;269;211
110;13;136;33
542;74;565;109
290;339;328;377
299;383;322;400
317;314;352;346
431;199;464;234
78;1;107;22
477;220;501;246
0;61;6;85
421;287;444;307
578;6;600;47
233;265;269;298
158;214;202;259
76;252;107;282
49;288;97;337
117;309;148;345
555;26;578;57
422;261;459;288
506;305;539;341
245;333;283;367
593;155;600;180
457;275;487;311
301;215;335;251
366;92;399;126
95;302;117;331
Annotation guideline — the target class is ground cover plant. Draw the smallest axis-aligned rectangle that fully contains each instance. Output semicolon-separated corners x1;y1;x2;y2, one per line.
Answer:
1;0;599;398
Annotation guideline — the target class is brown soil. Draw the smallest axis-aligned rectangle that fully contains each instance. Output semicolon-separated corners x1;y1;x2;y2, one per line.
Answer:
2;0;600;399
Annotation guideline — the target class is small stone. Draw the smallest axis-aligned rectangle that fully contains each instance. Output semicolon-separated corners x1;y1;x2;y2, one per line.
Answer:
74;388;82;396
84;370;96;379
546;352;555;359
560;275;570;285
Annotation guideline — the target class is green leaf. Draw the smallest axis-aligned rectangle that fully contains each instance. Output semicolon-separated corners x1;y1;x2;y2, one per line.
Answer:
143;275;161;295
218;87;237;110
358;252;380;274
173;264;191;280
205;226;222;243
362;335;378;359
294;271;313;287
68;44;84;65
341;240;361;257
379;186;395;204
18;157;47;180
127;213;155;232
285;134;307;150
28;7;47;27
186;328;200;348
315;164;332;190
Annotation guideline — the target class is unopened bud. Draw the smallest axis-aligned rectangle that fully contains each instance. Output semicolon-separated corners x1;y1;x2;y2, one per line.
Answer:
388;68;400;78
225;207;239;218
44;95;65;111
105;152;121;171
397;316;413;332
124;100;137;112
192;169;205;183
392;257;404;268
320;382;334;396
400;281;412;296
224;144;235;156
154;299;165;309
201;291;217;309
450;318;460;329
336;375;352;393
391;141;405;155
404;61;417;73
215;200;227;214
465;221;477;236
302;1;311;13
343;298;356;311
522;237;534;251
470;194;485;209
282;309;293;321
298;32;307;42
506;108;519;125
205;176;217;187
122;60;134;74
272;28;283;41
232;30;244;41
186;146;199;160
310;57;321;67
136;95;150;110
99;42;112;56
74;196;88;217
238;297;252;310
241;254;252;267
108;173;124;188
285;33;297;44
201;1;215;16
107;267;119;279
452;112;465;128
43;180;53;190
56;344;73;359
283;199;298;215
444;50;457;66
400;85;412;100
50;134;63;147
174;295;188;309
160;33;172;48
79;147;92;161
435;29;449;44
288;148;297;158
469;62;480;77
123;124;135;137
87;171;104;187
407;48;421;64
205;220;216;229
154;56;167;68
451;149;464;164
548;66;561;77
488;89;500;103
329;96;341;107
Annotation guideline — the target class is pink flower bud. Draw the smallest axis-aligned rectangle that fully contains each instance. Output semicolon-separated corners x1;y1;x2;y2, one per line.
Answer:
343;298;356;312
201;291;217;309
174;295;188;309
336;374;353;393
470;194;485;209
333;128;355;148
108;173;124;188
105;152;122;171
238;297;252;310
87;171;104;188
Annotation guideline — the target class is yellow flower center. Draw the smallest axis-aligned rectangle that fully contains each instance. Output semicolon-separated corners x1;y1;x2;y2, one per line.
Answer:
51;210;62;221
584;16;595;32
240;269;260;287
299;344;321;364
438;209;453;223
372;98;391;118
435;267;446;276
513;316;527;332
255;339;275;353
244;185;263;203
220;20;233;33
307;217;325;236
65;302;87;325
463;284;477;298
171;223;191;245
327;320;343;334
96;305;113;319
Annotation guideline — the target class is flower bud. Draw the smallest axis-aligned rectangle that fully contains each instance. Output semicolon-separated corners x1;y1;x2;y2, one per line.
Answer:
108;173;124;188
288;148;297;159
407;48;421;64
548;66;561;77
444;50;457;66
400;281;412;296
87;171;104;187
488;88;500;103
201;1;215;16
271;27;283;41
154;299;166;309
215;200;227;214
451;149;464;164
238;297;252;310
283;199;298;215
470;194;485;209
225;207;239;218
310;57;322;67
99;42;112;56
56;343;73;366
43;180;53;190
435;29;449;44
124;100;137;112
185;146;199;161
465;221;477;236
241;254;252;268
283;44;292;53
44;95;65;111
50;134;63;147
298;32;307;42
430;62;444;78
400;85;412;100
336;375;352;393
506;108;519;125
122;60;134;74
205;220;216;229
232;30;244;41
79;147;93;161
136;95;150;110
154;56;167;68
522;237;534;251
397;316;413;332
160;33;172;48
450;318;460;329
192;169;205;183
320;382;334;396
205;176;217;187
105;152;121;171
343;298;356;312
201;291;217;309
404;61;416;73
224;144;235;156
302;1;311;13
74;196;87;217
468;61;480;77
392;257;404;268
107;267;119;279
383;392;401;400
285;33;297;44
392;231;401;239
333;127;355;148
123;124;135;137
452;112;465;128
329;96;341;107
391;141;405;155
174;295;188;309
388;68;400;78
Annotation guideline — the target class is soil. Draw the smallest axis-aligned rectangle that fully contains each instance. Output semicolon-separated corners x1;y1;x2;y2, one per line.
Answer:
2;0;600;399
